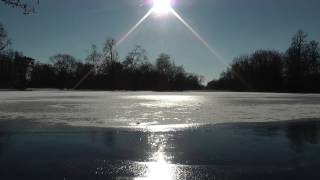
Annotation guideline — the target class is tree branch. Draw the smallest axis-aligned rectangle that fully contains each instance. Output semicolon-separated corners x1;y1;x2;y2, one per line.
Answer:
1;0;39;15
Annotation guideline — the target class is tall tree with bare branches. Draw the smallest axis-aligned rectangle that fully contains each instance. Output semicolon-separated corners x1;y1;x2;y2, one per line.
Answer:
0;23;11;52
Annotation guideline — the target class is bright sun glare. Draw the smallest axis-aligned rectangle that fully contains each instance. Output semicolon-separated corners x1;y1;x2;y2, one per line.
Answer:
74;0;224;89
152;0;173;15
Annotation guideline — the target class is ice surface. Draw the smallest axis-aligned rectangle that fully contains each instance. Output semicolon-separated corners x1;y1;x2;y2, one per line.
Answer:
1;91;320;128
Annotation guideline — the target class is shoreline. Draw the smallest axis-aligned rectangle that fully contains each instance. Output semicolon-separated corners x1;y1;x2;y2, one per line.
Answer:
2;88;320;95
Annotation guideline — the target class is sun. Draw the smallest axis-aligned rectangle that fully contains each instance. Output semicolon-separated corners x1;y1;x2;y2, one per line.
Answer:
152;0;173;15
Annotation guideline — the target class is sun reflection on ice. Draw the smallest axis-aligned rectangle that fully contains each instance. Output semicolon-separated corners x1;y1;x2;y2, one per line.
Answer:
139;151;175;180
129;95;198;108
136;95;195;101
122;94;203;128
136;134;175;180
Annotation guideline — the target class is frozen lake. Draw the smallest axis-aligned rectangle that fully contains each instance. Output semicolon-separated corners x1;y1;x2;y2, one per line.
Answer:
1;91;320;179
1;91;320;128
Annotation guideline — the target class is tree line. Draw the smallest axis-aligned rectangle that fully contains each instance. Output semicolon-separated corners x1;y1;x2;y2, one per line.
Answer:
207;30;320;93
0;23;203;91
2;21;320;92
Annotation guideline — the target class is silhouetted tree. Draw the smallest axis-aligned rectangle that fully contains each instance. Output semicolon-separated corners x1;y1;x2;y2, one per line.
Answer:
153;53;202;90
120;46;149;90
156;53;172;74
0;23;11;52
155;53;173;90
123;45;148;71
86;44;102;65
103;38;118;62
13;52;34;89
0;25;203;91
0;54;12;88
303;40;320;91
249;50;284;91
85;44;102;76
307;40;320;74
0;24;13;88
98;38;119;76
30;62;56;88
208;30;320;93
0;51;34;89
208;50;284;91
50;54;78;89
285;30;309;92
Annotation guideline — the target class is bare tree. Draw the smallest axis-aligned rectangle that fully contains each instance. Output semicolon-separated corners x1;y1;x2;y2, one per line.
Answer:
50;54;78;75
103;38;119;63
285;30;309;91
288;30;308;58
307;40;320;74
156;53;172;75
85;44;102;65
85;44;102;75
123;45;148;70
1;0;39;14
98;38;119;75
0;23;11;52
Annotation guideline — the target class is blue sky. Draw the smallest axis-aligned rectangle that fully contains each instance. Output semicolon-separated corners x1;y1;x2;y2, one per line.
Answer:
1;0;320;81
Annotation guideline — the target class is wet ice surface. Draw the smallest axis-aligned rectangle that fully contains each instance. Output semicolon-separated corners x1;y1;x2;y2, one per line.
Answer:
1;91;320;128
1;91;320;179
1;121;320;180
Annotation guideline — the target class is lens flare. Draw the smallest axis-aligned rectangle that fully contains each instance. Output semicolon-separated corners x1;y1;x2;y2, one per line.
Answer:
152;0;172;15
116;8;154;47
170;9;226;64
72;9;153;89
73;1;229;89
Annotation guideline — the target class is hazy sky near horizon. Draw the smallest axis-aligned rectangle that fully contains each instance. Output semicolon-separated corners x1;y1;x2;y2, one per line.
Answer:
1;0;320;80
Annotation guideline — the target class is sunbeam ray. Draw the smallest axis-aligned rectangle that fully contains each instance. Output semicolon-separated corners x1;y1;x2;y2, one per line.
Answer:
170;9;250;88
74;5;230;90
116;8;154;47
73;8;154;89
170;9;227;66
